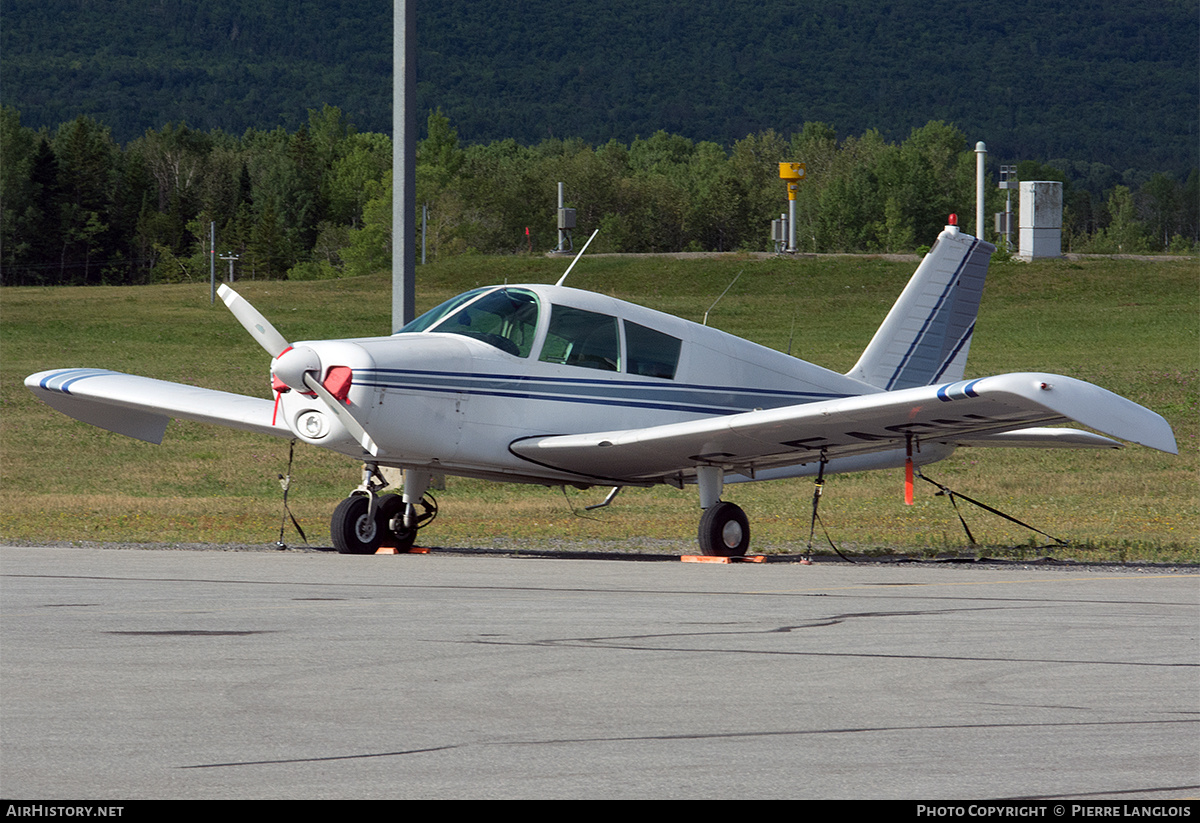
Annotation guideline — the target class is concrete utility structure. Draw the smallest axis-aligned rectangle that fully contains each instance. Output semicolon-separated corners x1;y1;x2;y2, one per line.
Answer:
1018;181;1063;260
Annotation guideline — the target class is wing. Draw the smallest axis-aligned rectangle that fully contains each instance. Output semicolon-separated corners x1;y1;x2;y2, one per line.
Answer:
509;372;1177;484
26;368;288;444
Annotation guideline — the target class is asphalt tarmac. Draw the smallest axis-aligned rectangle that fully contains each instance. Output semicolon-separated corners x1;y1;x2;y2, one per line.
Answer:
1;544;1196;800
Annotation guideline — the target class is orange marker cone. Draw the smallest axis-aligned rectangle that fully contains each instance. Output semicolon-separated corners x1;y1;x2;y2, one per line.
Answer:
904;433;915;506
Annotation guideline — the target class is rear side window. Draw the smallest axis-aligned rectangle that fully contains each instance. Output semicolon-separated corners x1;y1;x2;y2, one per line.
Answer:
624;321;681;379
539;305;620;371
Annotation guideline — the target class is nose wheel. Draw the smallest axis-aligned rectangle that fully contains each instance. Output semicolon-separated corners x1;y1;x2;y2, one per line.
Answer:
331;494;383;554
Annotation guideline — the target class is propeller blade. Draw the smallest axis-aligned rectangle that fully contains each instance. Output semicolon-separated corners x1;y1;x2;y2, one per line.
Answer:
302;371;380;457
218;284;291;358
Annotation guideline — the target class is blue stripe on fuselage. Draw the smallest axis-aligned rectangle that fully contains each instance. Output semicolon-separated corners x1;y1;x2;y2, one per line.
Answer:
356;367;847;416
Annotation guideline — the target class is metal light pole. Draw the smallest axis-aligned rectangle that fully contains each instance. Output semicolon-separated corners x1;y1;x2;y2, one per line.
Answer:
999;165;1018;251
220;252;239;282
209;221;216;303
392;0;416;331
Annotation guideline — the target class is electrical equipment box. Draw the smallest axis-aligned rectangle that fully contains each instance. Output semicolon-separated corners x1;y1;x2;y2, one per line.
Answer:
1018;181;1063;260
771;218;788;243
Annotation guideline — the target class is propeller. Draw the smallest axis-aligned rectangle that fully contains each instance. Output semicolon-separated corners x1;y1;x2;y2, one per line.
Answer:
218;285;380;456
218;284;290;358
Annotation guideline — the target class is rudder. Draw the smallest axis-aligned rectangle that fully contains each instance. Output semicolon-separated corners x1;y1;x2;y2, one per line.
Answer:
847;221;995;390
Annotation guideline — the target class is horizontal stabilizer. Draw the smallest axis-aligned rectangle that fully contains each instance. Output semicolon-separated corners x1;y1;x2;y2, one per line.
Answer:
26;368;285;444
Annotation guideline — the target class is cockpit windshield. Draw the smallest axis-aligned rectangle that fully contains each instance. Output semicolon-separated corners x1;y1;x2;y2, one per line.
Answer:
395;287;540;357
396;287;490;335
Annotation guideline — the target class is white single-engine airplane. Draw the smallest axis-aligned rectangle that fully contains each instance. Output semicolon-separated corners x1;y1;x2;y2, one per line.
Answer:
27;219;1177;555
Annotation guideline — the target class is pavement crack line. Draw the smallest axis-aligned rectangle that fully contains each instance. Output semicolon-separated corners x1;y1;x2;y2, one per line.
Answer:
179;718;1198;770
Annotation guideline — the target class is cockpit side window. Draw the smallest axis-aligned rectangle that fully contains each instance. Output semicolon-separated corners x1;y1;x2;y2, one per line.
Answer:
624;321;681;379
538;305;620;372
397;287;539;357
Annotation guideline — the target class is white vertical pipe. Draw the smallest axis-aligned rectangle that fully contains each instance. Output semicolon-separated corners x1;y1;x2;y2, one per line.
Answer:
788;198;796;253
975;141;987;241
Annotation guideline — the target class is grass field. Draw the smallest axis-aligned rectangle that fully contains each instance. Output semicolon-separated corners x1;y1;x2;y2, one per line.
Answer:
2;252;1196;561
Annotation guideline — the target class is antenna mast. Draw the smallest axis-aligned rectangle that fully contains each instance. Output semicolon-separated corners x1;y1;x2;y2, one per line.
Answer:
555;229;599;286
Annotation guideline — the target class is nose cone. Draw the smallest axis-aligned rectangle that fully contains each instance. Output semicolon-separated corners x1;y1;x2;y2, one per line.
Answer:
272;345;322;391
274;339;382;457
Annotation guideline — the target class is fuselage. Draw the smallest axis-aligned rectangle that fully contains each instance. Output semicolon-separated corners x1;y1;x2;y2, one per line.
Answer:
275;284;879;484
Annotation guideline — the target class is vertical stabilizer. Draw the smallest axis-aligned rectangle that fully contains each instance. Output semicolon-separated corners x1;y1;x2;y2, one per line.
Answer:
847;223;995;390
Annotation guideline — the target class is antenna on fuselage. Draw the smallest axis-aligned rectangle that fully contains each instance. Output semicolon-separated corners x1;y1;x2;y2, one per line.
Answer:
555;229;600;287
702;268;744;326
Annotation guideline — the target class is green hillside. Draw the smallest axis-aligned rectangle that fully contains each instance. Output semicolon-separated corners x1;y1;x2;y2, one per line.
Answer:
2;0;1196;175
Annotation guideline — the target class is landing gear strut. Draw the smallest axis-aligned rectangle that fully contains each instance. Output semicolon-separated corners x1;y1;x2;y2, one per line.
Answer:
376;493;437;551
694;465;751;557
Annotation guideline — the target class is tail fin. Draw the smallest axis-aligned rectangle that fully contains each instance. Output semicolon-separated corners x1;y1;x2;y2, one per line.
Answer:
847;222;995;390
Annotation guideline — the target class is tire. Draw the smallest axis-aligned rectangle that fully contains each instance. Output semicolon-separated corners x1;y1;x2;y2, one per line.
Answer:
697;501;750;557
377;494;417;552
331;495;383;555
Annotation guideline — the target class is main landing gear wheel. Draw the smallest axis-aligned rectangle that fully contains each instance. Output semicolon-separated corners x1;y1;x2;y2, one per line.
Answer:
331;495;383;555
698;501;750;557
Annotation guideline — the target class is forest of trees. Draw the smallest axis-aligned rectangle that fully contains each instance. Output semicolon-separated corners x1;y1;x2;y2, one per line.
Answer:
2;104;1196;287
4;0;1196;177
